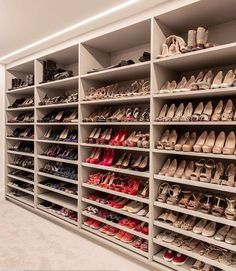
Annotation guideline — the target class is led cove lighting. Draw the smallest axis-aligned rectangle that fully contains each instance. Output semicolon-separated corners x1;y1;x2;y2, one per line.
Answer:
0;0;140;61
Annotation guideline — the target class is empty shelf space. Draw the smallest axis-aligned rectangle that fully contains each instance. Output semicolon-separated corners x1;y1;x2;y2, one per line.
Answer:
6;193;34;207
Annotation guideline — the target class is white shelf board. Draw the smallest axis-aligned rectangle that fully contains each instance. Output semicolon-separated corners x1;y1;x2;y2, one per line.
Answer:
82;183;149;204
36;102;78;109
6;86;34;95
7;174;34;185
38;183;77;199
38;191;77;212
6;137;34;142
81;162;150;178
81;122;150;126
37;155;78;165
80;95;150;105
155;220;236;253
7;150;34;157
155;201;236;228
36;76;79;89
37;122;78;126
37;139;78;145
7;183;34;196
82;211;148;240
153;149;236;160
81;225;149;258
6;106;34;112
80;143;149;152
6;193;34;207
37;205;78;226
153;121;236;126
154;174;236;194
6;123;34;126
154;42;236;71
153;87;236;100
153;237;235;271
8;164;34;173
82;198;149;223
80;62;150;82
37;172;78;185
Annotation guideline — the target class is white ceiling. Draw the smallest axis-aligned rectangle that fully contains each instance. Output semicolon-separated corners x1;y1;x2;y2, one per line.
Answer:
0;0;168;64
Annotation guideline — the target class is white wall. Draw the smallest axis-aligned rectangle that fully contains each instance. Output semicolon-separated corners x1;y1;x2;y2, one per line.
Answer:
0;64;5;200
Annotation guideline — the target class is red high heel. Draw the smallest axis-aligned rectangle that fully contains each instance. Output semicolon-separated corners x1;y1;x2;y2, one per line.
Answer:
99;149;115;166
109;130;124;145
128;179;142;195
85;148;97;163
90;148;102;164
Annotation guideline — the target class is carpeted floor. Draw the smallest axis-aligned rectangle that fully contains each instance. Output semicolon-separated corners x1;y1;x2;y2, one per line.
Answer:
0;200;151;271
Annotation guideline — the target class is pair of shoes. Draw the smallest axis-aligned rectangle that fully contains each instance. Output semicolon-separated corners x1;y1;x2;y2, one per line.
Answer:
190;260;216;271
163;249;188;266
43;128;78;142
39;92;78;105
39;110;78;123
8;180;34;192
9;170;34;182
8;112;34;123
83;80;150;101
156;99;235;122
132;238;148;251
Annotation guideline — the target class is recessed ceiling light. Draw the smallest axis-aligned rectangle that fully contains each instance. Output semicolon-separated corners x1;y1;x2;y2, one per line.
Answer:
0;0;140;62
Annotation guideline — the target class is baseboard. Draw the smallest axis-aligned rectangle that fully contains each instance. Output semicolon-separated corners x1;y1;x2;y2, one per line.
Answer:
0;189;5;201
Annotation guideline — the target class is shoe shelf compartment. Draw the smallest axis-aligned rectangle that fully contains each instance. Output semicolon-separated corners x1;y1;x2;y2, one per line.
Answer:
37;191;78;212
38;172;78;185
6;1;236;270
153;237;233;271
38;183;78;200
82;183;149;204
37;205;78;227
154;174;236;194
7;183;34;196
82;198;149;223
155;220;236;253
6;193;34;207
81;225;149;259
81;211;148;240
81;163;150;178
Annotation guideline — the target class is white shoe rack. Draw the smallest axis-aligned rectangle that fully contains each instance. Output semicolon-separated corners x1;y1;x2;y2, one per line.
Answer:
5;1;236;270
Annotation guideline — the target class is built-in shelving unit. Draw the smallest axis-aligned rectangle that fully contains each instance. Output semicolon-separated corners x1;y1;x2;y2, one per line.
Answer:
5;1;236;270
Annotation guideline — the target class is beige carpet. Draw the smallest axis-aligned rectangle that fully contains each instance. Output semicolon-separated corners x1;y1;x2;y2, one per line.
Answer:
0;200;152;271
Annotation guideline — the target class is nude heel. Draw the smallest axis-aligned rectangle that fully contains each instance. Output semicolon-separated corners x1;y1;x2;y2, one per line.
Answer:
193;130;208;152
223;131;235;155
182;132;197;152
212;131;226;154
202;130;215;153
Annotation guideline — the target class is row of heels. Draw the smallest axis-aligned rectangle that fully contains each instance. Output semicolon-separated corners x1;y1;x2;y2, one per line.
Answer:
9;169;34;182
157;182;236;220
39;110;78;123
8;112;34;123
10;128;34;139
159;69;236;94
86;128;149;148
12;156;34;169
83;107;150;122
87;172;149;198
40;162;78;180
156;99;235;122
43;128;78;142
159;158;236;187
85;148;149;172
9;142;34;154
39;92;78;105
157;129;236;155
83;80;150;101
42;145;78;160
8;97;34;108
